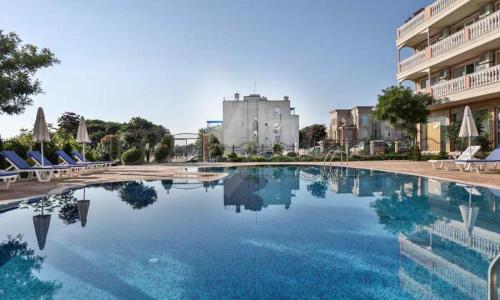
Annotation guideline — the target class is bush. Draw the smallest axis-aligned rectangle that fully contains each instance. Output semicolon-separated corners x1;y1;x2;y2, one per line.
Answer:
272;144;284;155
153;143;170;163
271;155;292;162
249;155;268;162
121;148;145;165
226;152;243;162
286;151;297;157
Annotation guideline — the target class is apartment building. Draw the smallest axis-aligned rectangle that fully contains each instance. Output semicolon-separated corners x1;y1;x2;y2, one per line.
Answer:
328;106;403;143
397;0;500;152
210;93;299;148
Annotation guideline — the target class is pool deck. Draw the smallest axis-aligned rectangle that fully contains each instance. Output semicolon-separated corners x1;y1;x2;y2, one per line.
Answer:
0;161;499;205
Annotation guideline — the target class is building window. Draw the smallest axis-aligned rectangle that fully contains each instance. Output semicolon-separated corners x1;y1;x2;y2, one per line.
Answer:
473;109;490;136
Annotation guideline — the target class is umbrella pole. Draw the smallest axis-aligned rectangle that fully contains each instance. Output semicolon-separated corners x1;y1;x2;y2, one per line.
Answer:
469;136;472;158
41;141;44;166
83;143;86;162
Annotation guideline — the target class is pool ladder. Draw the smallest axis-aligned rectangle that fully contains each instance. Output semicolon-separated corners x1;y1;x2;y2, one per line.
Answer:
489;253;500;299
323;149;348;166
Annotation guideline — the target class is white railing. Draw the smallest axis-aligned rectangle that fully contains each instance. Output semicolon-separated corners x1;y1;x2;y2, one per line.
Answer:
398;0;461;41
430;0;459;16
431;76;466;97
398;11;425;40
468;10;500;40
430;30;464;57
399;51;426;73
429;220;500;258
470;64;500;88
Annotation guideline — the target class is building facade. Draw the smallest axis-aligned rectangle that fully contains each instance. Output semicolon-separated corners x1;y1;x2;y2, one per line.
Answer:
209;93;299;149
328;106;403;143
397;0;500;152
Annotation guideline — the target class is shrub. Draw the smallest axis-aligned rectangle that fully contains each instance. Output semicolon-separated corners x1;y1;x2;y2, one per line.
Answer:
272;144;284;155
121;148;145;165
286;152;297;158
226;152;243;162
153;143;170;163
249;155;268;162
271;155;292;162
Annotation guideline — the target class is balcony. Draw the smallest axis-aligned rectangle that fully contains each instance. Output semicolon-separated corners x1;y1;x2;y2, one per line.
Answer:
397;0;467;47
398;9;500;80
427;64;500;104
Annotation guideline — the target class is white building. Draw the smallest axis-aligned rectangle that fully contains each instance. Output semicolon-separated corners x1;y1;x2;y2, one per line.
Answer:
209;93;299;148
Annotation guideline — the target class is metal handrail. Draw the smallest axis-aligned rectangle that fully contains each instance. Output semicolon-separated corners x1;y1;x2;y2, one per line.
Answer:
489;253;500;299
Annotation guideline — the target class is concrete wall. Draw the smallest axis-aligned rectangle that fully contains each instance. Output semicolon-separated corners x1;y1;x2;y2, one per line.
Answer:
222;94;300;147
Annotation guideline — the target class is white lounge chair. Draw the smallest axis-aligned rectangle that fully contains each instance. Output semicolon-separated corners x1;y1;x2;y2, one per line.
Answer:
428;146;481;171
457;146;500;173
0;171;18;190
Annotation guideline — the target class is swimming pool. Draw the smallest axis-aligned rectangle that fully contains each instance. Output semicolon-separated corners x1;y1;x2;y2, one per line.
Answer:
0;166;499;299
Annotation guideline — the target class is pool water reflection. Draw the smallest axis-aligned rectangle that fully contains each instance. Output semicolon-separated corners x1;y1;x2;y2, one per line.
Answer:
0;166;500;299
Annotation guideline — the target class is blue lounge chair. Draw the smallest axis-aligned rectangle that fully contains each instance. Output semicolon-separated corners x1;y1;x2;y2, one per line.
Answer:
0;171;18;190
72;151;111;168
27;151;83;178
56;151;96;171
457;146;500;173
0;151;54;182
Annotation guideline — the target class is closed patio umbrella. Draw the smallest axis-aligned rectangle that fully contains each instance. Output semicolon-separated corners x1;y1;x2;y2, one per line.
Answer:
459;185;480;246
76;117;90;161
33;107;50;166
77;188;90;227
33;214;51;250
459;106;479;158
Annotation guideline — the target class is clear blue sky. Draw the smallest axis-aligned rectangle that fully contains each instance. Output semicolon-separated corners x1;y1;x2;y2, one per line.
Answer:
0;0;430;137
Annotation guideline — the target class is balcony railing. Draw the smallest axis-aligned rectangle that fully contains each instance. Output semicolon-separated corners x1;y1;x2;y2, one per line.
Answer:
429;0;459;17
470;64;500;88
398;10;500;75
398;11;426;40
432;76;466;97
429;64;500;98
430;30;464;57
399;51;426;73
397;0;460;41
469;9;500;39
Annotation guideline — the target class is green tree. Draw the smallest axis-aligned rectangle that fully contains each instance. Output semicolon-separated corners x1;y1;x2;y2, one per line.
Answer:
373;86;435;158
120;117;167;148
272;143;284;155
299;124;327;149
0;31;59;115
208;135;223;157
57;112;80;136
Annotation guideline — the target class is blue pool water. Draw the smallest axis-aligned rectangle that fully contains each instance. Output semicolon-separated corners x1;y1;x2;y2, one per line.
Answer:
1;166;500;299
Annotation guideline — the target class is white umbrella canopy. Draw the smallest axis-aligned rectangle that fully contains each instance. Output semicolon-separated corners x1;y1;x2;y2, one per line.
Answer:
76;117;90;161
459;106;479;157
33;107;51;166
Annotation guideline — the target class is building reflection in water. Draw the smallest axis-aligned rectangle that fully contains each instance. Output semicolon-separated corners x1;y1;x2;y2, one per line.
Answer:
319;166;500;298
223;166;300;213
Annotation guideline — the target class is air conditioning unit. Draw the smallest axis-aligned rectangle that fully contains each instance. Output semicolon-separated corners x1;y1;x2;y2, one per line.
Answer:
479;51;494;64
439;69;449;79
480;4;494;18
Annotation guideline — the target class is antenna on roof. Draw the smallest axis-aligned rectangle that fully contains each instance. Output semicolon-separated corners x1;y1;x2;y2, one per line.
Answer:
253;82;256;94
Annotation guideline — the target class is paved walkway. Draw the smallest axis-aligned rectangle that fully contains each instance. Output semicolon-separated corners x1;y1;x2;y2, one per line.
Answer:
0;161;499;205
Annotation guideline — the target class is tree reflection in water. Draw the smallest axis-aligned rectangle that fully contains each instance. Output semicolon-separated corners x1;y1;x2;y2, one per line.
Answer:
57;191;79;225
0;234;61;298
307;181;328;198
118;181;158;209
370;194;437;235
